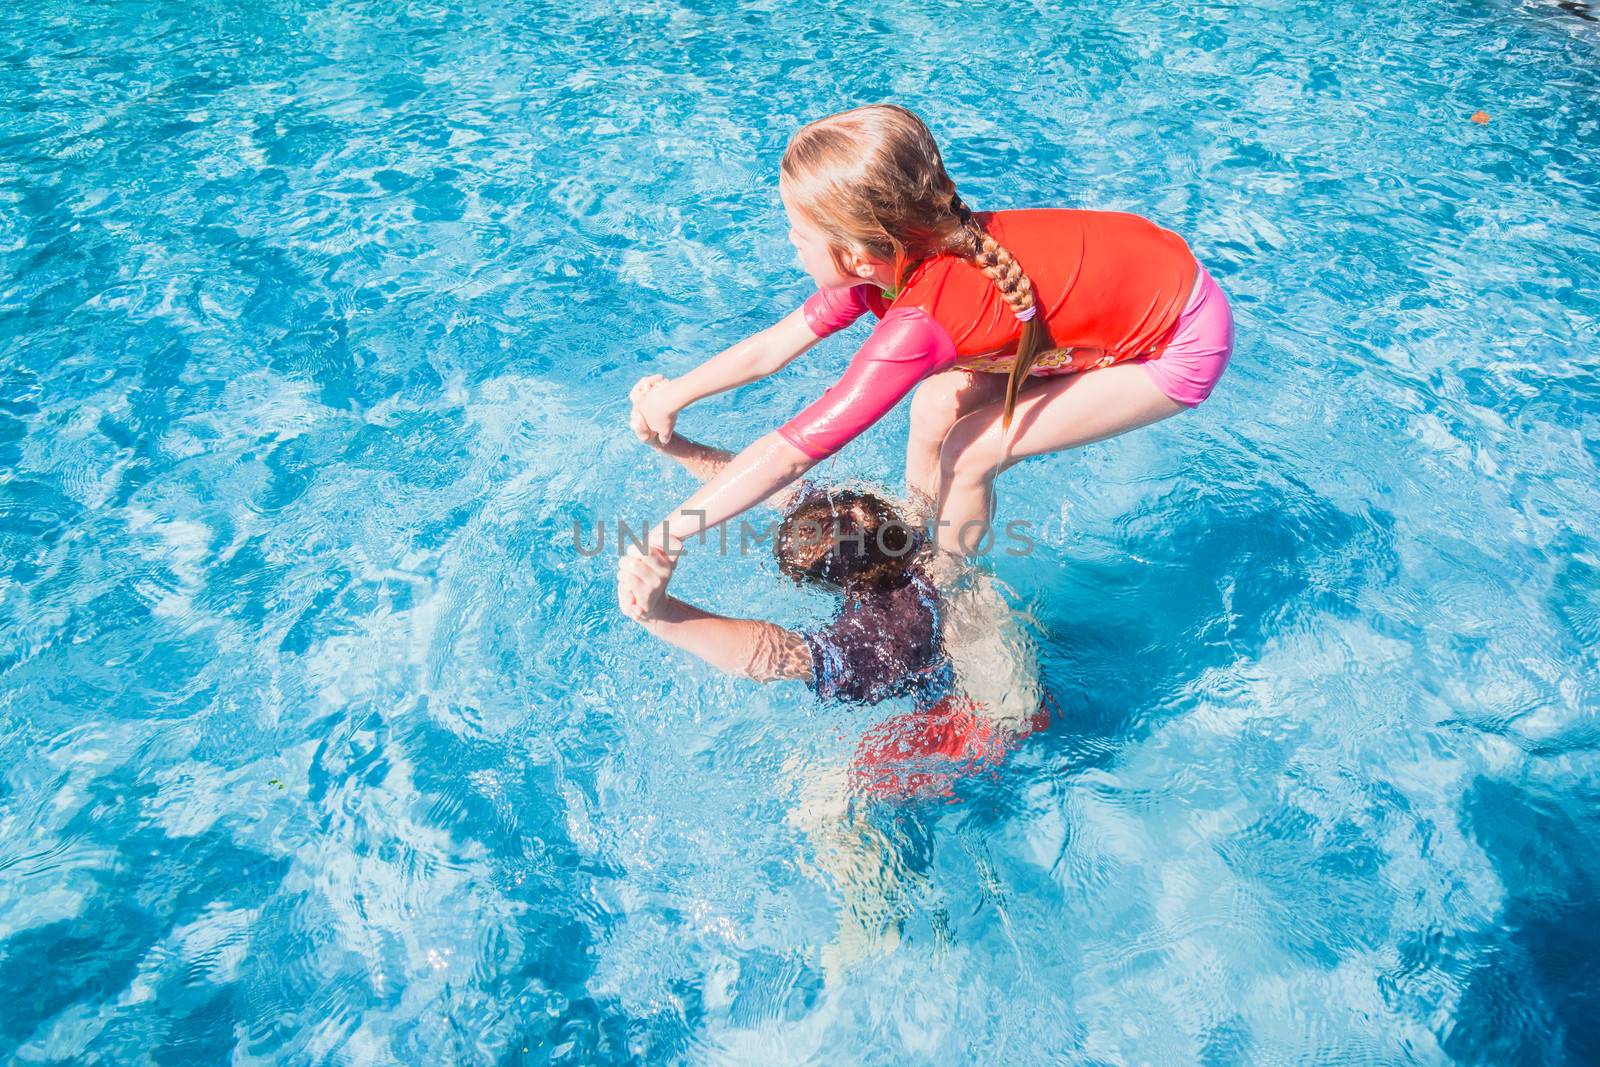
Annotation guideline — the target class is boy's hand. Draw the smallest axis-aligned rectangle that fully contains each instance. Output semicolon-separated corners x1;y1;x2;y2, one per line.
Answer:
629;374;679;445
616;546;677;622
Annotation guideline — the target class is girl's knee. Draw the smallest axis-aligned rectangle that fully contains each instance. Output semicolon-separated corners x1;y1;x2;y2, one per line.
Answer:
938;414;1005;483
908;375;968;445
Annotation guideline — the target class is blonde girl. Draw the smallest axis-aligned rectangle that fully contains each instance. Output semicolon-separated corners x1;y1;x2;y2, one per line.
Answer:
620;104;1233;587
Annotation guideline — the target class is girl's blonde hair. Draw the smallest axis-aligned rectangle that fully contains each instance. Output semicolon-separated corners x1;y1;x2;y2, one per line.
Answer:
780;104;1044;428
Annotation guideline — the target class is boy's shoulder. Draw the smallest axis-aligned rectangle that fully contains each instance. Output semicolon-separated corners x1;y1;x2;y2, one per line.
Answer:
802;569;945;705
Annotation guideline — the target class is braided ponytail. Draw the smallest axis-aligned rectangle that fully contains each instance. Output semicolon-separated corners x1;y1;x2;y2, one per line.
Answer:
946;194;1042;429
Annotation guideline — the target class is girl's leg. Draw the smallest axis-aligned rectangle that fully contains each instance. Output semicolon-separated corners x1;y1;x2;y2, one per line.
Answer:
904;370;1008;507
935;364;1189;554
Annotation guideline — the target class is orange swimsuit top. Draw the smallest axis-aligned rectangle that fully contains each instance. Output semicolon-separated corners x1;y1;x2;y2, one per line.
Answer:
900;208;1198;372
778;209;1198;458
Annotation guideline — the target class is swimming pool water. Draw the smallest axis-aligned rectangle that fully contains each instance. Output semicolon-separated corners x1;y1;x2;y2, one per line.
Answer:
3;0;1598;1061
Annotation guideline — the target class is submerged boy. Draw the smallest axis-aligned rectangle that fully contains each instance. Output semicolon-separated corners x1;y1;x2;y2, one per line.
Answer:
615;432;1048;798
615;432;1053;972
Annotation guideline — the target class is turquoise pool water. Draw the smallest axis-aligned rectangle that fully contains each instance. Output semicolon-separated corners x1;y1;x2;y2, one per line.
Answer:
3;0;1598;1061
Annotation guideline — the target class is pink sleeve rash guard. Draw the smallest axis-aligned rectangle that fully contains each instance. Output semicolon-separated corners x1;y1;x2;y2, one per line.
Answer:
779;286;958;459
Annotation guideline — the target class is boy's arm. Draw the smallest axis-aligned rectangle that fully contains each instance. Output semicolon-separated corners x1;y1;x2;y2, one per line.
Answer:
617;553;812;683
650;435;806;513
651;436;736;483
637;597;814;684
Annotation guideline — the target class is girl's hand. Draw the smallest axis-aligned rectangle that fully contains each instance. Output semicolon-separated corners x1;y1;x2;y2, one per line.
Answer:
616;546;676;621
629;374;679;445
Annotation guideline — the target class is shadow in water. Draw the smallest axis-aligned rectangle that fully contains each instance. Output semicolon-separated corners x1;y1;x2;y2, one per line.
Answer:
0;705;703;1064
1017;456;1398;781
1440;776;1600;1065
0;786;288;1062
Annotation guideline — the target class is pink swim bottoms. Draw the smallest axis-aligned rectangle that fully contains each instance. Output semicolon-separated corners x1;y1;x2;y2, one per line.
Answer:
1137;263;1234;407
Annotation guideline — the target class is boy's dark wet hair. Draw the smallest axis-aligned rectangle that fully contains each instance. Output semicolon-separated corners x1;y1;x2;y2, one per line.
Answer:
776;489;920;595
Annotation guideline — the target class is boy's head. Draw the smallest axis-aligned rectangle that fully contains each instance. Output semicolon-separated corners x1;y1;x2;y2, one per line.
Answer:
776;489;919;595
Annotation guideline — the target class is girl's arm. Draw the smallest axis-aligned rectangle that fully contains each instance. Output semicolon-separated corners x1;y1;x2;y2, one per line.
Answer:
649;431;816;550
632;284;878;443
633;308;821;443
669;307;821;405
646;307;956;551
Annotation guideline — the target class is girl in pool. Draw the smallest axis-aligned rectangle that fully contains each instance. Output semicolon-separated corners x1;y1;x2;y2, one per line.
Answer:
623;102;1234;584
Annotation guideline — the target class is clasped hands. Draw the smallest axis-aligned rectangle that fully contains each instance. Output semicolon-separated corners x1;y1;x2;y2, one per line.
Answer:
628;373;678;446
617;374;687;621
